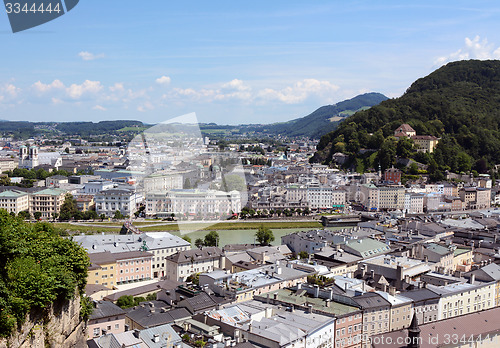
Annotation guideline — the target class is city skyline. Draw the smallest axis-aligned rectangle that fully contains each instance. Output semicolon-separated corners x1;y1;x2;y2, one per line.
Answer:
1;1;500;124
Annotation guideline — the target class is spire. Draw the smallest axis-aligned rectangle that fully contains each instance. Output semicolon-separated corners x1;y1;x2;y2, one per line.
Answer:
407;313;421;348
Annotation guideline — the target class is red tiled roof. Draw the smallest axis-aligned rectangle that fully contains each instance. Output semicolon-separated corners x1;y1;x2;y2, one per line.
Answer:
398;123;416;132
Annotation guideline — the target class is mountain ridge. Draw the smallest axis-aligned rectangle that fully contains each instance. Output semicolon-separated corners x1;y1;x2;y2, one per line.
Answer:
311;59;500;177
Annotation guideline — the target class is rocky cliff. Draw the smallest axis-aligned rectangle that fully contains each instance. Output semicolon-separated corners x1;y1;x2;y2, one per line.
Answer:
0;291;86;348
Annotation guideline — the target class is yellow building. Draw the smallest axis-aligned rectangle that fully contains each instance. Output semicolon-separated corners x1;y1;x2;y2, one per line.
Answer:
411;135;439;153
88;252;118;289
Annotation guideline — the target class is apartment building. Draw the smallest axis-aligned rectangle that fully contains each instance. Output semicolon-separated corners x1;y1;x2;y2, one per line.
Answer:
353;292;391;345
87;250;154;288
359;184;404;211
404;193;424;214
88;252;118;288
146;189;241;218
428;281;496;320
0;157;17;173
115;251;154;284
459;187;491;210
30;188;66;219
87;301;126;340
165;247;222;281
307;187;346;210
403;288;440;325
376;292;413;332
95;189;141;217
0;189;29;214
72;232;191;279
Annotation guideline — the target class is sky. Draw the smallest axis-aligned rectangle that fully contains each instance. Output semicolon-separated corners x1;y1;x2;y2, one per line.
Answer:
1;1;500;125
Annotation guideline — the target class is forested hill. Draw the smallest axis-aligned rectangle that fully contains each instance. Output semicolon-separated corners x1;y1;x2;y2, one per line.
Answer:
260;92;387;138
311;60;500;176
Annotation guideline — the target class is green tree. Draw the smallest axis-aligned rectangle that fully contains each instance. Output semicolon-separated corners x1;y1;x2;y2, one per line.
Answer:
182;235;192;244
204;231;219;247
83;210;98;220
113;210;125;219
0;176;10;186
195;238;204;248
146;293;156;301
59;193;78;221
396;137;414;158
18;210;30;220
298;251;309;259
186;272;200;285
408;162;419;175
116;295;135;309
33;212;42;220
377;137;397;171
0;211;89;337
255;224;274;246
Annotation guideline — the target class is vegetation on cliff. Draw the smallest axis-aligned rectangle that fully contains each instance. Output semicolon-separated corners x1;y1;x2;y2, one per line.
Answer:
0;211;89;337
311;60;500;179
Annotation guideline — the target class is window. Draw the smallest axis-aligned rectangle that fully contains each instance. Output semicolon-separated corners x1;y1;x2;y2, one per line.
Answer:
93;328;100;337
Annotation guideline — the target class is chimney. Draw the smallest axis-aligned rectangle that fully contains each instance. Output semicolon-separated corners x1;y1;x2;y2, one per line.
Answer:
313;284;320;298
153;334;160;343
266;293;270;304
329;289;334;300
307;304;313;313
133;329;140;338
325;299;330;308
389;286;396;296
424;255;428;263
469;274;475;284
370;270;375;279
273;293;278;300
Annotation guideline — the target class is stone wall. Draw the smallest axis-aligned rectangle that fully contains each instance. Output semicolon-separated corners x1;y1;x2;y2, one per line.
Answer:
0;291;87;348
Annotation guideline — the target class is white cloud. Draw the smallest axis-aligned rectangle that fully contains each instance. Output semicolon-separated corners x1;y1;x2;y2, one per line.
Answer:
1;83;21;98
78;51;105;61
435;36;500;66
109;83;125;92
137;101;154;112
66;80;103;99
155;76;171;85
256;79;339;104
32;79;65;93
165;78;339;105
221;79;250;91
51;98;63;105
93;105;107;111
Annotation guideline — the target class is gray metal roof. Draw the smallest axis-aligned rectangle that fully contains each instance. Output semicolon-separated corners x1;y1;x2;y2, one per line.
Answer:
89;301;126;320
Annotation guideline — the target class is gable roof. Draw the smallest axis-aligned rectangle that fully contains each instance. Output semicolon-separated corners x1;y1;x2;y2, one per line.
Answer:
89;301;126;320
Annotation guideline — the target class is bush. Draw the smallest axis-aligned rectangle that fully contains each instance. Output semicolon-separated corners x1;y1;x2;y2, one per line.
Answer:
0;211;89;337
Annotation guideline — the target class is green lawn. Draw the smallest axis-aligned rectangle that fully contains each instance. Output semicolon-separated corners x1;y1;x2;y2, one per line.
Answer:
54;220;322;234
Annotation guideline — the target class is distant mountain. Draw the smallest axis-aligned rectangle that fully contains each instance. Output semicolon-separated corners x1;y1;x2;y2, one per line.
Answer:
311;60;500;177
259;92;388;138
0;120;148;140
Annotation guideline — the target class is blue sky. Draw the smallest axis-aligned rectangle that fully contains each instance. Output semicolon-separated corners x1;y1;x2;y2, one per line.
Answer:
1;1;500;124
